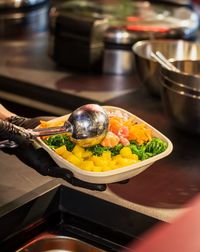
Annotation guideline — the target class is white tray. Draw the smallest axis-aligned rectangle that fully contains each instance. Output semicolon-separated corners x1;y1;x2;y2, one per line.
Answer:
37;106;173;184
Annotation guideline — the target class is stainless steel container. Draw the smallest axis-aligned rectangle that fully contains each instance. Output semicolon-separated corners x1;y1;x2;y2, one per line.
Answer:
49;9;108;71
103;28;136;75
17;235;105;252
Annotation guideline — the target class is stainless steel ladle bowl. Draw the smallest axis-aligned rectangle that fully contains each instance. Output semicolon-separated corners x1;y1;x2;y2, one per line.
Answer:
13;104;109;147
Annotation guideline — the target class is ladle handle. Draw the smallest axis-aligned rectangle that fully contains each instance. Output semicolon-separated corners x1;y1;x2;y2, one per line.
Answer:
151;51;180;72
30;121;73;137
3;121;73;140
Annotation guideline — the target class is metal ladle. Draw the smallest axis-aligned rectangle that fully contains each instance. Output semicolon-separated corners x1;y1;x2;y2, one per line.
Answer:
151;51;180;72
9;104;109;147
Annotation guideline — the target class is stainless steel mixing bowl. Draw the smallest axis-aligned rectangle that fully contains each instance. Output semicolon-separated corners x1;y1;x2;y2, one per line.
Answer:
161;60;200;93
160;77;200;134
132;39;200;96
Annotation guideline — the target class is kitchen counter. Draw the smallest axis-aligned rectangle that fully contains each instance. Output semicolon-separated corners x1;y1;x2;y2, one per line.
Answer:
0;2;200;229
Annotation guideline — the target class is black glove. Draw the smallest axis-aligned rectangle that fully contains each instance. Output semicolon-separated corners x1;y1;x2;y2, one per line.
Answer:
0;116;106;191
7;115;52;129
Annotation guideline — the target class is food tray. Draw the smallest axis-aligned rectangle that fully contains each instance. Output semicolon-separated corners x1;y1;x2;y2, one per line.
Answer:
37;106;173;184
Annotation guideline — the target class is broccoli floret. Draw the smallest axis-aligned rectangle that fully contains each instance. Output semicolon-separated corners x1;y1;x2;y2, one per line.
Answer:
129;141;144;160
86;144;109;156
86;143;124;156
63;136;75;151
109;144;123;156
129;138;167;160
145;138;168;155
44;135;65;148
44;135;75;151
141;152;153;161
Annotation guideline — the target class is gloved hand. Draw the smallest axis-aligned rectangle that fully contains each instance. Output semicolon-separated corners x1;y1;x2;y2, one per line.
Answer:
0;116;106;191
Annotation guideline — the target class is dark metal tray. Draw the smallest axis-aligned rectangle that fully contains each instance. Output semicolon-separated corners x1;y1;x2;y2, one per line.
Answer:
17;235;105;252
0;182;161;252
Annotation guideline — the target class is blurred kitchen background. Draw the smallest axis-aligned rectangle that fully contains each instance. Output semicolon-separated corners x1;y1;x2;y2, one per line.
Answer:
0;0;200;65
0;0;200;116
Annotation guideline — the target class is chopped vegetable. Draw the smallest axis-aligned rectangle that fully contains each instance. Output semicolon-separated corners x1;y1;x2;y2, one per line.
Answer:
101;131;120;147
44;135;75;151
145;137;168;155
129;138;167;160
109;143;123;156
86;144;109;156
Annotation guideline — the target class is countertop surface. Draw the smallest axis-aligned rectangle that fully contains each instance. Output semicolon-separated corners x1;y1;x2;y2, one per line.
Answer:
0;2;200;224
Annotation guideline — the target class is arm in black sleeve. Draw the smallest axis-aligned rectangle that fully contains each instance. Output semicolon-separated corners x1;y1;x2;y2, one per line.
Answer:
0;117;106;191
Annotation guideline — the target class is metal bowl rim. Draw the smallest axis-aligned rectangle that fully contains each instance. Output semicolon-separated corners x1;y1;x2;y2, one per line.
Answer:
132;39;200;60
161;81;200;100
161;73;200;93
